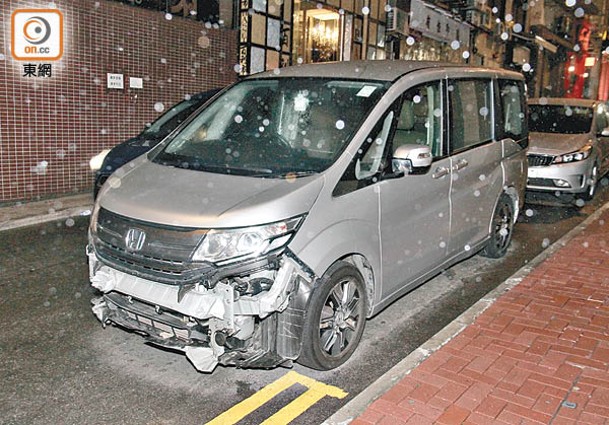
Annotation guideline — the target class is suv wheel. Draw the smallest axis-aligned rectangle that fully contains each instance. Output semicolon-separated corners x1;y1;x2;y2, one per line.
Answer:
299;262;366;370
480;194;514;259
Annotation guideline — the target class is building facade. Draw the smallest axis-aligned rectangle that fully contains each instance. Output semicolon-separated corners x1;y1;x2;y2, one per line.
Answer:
0;0;237;202
2;0;608;202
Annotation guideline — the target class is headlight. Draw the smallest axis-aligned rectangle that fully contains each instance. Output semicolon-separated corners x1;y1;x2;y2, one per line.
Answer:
89;149;111;171
192;216;303;265
552;144;592;164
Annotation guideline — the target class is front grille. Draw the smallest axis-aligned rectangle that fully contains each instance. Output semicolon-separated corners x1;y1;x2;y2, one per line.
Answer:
93;208;214;284
528;154;554;167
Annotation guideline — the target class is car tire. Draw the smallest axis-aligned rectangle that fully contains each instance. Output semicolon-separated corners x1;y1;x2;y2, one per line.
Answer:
581;163;599;201
480;194;514;259
298;262;367;370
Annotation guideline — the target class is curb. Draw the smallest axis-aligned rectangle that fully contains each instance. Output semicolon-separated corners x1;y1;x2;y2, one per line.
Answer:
323;200;609;425
0;206;93;231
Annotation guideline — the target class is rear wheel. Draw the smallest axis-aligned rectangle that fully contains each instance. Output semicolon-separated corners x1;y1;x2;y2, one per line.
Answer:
480;194;514;259
299;262;367;370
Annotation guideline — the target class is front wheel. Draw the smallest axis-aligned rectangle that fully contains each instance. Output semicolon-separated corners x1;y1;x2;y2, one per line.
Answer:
581;164;599;201
480;194;514;259
298;262;367;370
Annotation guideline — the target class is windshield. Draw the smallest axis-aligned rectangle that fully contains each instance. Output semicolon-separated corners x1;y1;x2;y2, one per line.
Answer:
143;96;206;138
153;78;388;177
528;104;593;134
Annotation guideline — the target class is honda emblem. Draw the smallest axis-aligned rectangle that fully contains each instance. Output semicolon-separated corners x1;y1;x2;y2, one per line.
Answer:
125;228;146;252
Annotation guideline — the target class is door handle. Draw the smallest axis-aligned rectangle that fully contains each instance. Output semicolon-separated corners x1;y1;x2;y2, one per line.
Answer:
452;159;469;171
432;166;450;179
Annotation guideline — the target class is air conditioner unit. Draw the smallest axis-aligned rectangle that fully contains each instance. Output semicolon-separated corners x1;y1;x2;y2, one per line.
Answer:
386;7;409;36
465;10;483;28
465;6;492;31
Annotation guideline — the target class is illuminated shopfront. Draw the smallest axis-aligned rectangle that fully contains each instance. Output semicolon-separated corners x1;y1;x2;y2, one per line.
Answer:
292;0;387;63
237;0;388;75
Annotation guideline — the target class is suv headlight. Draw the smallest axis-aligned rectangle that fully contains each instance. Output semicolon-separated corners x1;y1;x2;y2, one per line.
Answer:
552;144;592;164
192;216;303;265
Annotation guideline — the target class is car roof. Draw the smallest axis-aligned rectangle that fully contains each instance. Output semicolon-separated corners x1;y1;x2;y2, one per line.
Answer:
247;60;522;82
528;97;601;108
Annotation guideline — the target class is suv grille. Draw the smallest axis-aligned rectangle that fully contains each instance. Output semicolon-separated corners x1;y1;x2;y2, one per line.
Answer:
527;154;554;167
93;208;213;284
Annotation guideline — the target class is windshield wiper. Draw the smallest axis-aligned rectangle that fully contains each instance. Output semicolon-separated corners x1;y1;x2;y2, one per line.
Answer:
223;165;274;176
287;170;318;176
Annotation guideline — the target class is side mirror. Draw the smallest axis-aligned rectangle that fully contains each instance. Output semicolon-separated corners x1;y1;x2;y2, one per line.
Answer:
392;144;432;174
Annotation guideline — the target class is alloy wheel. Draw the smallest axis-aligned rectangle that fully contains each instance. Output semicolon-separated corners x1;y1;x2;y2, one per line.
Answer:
318;277;362;357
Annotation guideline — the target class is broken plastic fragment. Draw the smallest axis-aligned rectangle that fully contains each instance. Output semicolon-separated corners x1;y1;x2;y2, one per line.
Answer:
184;346;219;372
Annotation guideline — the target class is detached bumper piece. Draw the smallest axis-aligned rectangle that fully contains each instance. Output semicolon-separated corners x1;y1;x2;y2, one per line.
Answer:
92;293;208;345
92;292;300;372
89;252;314;373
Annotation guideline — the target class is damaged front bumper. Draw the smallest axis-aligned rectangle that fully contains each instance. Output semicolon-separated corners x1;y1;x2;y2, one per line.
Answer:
87;246;314;372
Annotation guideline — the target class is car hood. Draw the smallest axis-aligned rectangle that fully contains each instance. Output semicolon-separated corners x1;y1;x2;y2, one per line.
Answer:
97;158;324;228
528;132;592;156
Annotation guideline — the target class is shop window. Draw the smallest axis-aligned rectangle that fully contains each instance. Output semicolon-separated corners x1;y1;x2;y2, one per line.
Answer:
377;24;385;48
253;0;266;12
268;18;281;49
240;0;293;75
111;0;226;25
309;9;341;62
251;46;266;73
294;5;341;64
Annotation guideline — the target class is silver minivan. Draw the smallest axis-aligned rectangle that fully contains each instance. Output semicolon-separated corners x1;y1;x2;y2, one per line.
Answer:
88;61;528;372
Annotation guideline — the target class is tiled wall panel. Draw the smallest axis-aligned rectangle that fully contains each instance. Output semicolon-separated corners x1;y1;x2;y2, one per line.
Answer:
0;0;238;202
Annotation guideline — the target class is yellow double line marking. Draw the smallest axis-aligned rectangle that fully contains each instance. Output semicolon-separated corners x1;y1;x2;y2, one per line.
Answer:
206;371;348;425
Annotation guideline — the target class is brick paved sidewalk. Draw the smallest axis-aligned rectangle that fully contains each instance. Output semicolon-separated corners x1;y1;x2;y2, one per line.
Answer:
352;210;609;425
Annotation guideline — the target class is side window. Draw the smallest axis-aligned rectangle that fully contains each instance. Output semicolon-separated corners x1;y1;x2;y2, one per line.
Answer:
393;82;443;158
497;79;526;140
595;104;609;133
449;79;493;152
356;111;394;179
334;100;400;197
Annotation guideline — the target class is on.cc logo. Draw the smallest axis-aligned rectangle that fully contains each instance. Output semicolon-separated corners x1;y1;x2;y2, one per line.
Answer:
11;9;63;61
23;16;52;45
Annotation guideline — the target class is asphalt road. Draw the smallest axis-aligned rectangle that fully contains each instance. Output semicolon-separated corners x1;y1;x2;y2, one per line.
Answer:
1;182;608;425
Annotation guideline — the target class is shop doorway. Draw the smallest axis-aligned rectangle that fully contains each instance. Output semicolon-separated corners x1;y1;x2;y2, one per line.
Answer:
294;6;344;63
